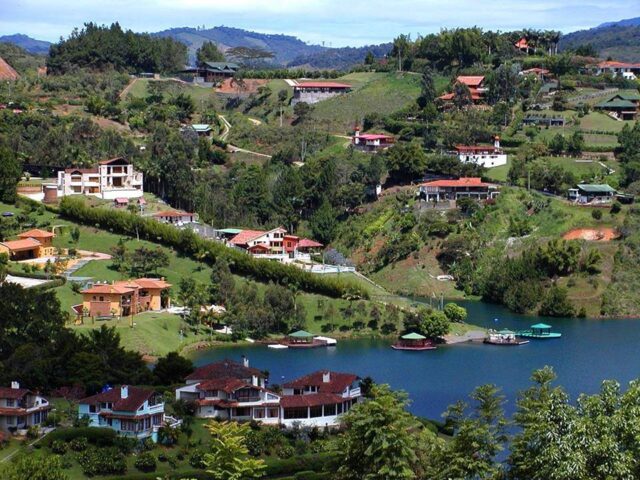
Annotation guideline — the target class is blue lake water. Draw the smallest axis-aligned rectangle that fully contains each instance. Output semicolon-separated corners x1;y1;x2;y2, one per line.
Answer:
188;300;640;420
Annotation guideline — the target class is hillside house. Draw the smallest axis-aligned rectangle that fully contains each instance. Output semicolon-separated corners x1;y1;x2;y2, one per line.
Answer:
522;115;565;127
595;92;640;120
352;129;395;152
179;62;240;84
0;382;50;434
439;76;487;105
519;67;550;81
78;386;166;441
56;157;143;200
0;229;56;261
292;82;351;105
454;137;507;168
418;177;499;202
587;61;640;80
228;227;323;262
190;124;212;136
78;278;171;318
514;37;532;54
153;211;198;225
567;184;616;204
175;359;361;428
280;371;361;428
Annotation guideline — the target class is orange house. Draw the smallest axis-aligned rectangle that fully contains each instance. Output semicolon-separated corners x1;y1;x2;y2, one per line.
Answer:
0;229;56;261
79;278;171;318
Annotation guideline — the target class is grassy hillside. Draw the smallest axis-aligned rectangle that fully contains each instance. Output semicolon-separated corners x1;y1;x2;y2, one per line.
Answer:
308;72;422;133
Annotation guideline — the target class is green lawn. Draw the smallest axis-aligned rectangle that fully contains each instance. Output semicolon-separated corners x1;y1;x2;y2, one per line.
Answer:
310;72;422;133
121;78;221;111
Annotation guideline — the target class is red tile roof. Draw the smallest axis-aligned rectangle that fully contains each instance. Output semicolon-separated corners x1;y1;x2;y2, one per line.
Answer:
153;210;194;218
515;38;530;49
79;386;155;412
298;238;323;248
280;393;345;408
421;177;493;188
65;168;99;174
457;76;485;87
0;56;19;81
0;387;31;399
595;61;640;69
18;229;54;239
282;371;358;394
356;134;394;141
186;359;265;382
1;238;42;252
455;145;500;153
133;278;172;289
295;82;351;89
521;68;550;75
197;378;248;394
229;230;266;246
248;244;271;251
98;157;128;165
81;283;136;295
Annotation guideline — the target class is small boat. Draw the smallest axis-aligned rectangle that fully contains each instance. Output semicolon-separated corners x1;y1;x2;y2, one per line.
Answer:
518;323;562;339
484;329;529;346
313;336;337;346
391;332;437;351
268;344;289;349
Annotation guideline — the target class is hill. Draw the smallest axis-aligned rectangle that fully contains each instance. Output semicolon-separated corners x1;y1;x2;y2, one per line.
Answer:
288;43;393;70
0;33;50;54
560;18;640;62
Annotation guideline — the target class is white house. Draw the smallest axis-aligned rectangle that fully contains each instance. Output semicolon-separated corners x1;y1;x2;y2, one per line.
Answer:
227;227;323;263
352;129;395;152
454;137;507;168
588;61;640;79
153;211;198;225
56;157;143;200
0;382;51;435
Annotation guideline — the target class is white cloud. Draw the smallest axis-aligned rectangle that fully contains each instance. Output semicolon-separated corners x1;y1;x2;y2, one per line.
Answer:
1;0;639;46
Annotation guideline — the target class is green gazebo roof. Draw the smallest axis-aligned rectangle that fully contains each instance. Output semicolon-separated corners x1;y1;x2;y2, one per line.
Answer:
401;332;427;340
595;99;637;109
531;323;552;329
218;228;243;234
289;330;314;338
577;184;616;193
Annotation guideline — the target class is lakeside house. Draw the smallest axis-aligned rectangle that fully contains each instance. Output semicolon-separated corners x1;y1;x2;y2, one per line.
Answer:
0;382;51;435
352;129;395;152
0;228;56;261
224;227;323;263
76;278;171;319
153;210;198;225
567;184;616;205
438;76;487;105
594;92;640;121
418;177;499;202
454;137;507;168
178;62;240;85
175;359;361;428
587;60;640;80
78;386;166;441
56;157;144;200
292;82;351;105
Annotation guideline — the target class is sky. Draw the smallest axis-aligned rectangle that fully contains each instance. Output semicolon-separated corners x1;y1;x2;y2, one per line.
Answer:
2;0;640;47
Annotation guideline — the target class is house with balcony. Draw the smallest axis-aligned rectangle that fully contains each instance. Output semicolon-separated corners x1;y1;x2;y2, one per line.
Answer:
0;228;56;261
76;278;171;319
56;157;143;200
228;227;323;262
454;137;507;168
78;386;166;441
567;183;616;205
0;382;51;434
280;371;361;428
418;177;500;202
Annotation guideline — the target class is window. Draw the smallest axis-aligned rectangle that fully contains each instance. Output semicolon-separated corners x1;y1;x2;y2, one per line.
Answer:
89;404;96;413
152;414;163;425
205;390;218;398
92;296;97;301
310;406;323;418
144;417;151;429
268;408;280;418
99;296;104;302
6;399;14;407
234;407;251;417
254;408;265;419
6;416;15;425
283;407;308;419
235;389;258;402
121;420;136;431
324;403;337;416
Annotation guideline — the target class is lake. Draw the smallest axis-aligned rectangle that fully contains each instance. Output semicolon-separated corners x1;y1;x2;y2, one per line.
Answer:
188;300;640;420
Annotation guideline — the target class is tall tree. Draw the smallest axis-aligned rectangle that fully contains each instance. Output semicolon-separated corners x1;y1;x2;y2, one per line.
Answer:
196;41;225;66
0;145;22;203
204;420;266;480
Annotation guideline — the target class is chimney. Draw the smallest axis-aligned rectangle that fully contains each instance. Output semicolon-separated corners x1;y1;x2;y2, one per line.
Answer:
11;381;19;390
354;127;360;137
242;356;249;368
120;385;129;399
494;136;500;149
322;371;331;383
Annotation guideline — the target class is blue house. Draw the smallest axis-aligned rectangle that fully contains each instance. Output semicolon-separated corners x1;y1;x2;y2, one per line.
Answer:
78;386;165;442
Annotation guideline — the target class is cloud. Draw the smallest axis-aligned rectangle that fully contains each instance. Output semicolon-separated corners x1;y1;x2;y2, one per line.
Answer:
1;0;639;46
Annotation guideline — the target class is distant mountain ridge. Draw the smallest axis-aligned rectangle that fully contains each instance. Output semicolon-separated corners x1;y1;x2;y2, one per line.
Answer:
0;34;51;54
560;17;640;62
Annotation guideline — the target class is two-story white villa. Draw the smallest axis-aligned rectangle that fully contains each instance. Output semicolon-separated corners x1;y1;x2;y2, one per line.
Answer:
0;382;51;434
280;371;361;428
78;386;165;441
227;227;323;263
57;157;143;200
454;137;507;168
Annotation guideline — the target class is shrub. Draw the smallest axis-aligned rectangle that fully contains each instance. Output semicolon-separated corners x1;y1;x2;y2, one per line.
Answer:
77;447;127;476
44;427;117;447
51;440;68;454
611;202;622;214
591;209;603;220
264;452;339;476
69;436;89;452
134;452;157;473
276;443;296;459
189;450;207;469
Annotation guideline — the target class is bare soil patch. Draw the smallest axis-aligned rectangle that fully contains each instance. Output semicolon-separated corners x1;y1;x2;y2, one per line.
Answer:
216;78;269;94
563;227;619;242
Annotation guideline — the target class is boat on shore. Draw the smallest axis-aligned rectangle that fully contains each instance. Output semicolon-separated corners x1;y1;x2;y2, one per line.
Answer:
484;329;529;346
518;323;562;339
392;332;437;351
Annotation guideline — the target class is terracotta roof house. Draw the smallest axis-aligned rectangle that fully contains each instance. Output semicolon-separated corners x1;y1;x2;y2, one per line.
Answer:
228;227;323;262
352;129;395;152
0;382;51;434
0;228;56;261
418;177;499;202
78;386;166;441
454;137;508;168
438;76;488;105
78;278;171;319
185;358;266;386
588;60;640;79
0;56;20;81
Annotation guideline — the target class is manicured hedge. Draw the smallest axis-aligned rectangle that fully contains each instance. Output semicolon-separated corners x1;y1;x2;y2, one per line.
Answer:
264;452;339;476
59;197;367;299
44;427;117;447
